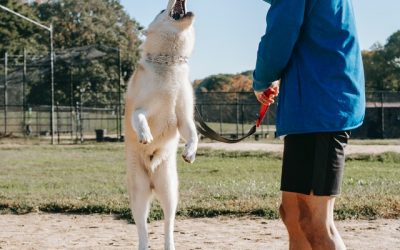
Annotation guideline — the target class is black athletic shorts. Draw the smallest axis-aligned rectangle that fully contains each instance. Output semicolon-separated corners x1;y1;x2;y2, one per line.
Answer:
280;131;350;196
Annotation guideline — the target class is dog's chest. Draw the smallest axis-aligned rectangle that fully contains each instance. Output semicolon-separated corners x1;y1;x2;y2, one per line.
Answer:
149;110;177;128
147;101;178;138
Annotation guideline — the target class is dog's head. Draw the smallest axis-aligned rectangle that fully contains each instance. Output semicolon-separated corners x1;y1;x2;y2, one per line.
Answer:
149;0;195;30
141;0;195;57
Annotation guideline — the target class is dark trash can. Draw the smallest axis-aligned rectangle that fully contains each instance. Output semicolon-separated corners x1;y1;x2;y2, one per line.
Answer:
95;129;107;142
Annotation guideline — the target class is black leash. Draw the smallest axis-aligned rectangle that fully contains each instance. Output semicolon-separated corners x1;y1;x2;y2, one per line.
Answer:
194;89;276;144
194;106;257;144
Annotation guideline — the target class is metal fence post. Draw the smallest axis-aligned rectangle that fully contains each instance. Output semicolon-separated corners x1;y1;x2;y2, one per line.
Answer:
117;47;123;141
75;101;80;143
381;92;385;139
3;52;8;134
26;106;32;136
23;48;27;133
36;109;40;137
236;93;239;138
69;68;74;140
219;104;222;134
56;102;60;144
50;24;56;145
241;101;244;136
79;89;84;143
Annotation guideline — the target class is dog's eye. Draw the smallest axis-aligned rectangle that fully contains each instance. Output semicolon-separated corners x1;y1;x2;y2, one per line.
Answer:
159;10;166;14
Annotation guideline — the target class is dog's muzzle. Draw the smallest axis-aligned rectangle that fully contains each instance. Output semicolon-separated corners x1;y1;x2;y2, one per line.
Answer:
169;0;193;21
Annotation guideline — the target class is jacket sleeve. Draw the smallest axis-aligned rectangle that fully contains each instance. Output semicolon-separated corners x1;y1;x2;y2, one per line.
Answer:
253;0;306;91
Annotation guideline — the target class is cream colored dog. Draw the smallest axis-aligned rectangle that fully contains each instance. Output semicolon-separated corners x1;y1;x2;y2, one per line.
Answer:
124;0;197;249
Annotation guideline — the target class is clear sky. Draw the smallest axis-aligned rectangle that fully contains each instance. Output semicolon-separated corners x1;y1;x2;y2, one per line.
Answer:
120;0;400;80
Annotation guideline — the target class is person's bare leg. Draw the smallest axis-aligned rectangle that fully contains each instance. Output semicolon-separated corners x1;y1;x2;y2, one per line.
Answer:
327;197;346;249
297;193;346;250
280;192;312;250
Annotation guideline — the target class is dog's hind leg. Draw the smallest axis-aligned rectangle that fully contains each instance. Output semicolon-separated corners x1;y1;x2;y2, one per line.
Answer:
127;159;153;250
153;156;178;250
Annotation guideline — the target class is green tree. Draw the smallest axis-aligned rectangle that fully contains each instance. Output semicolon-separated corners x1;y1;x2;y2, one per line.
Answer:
363;31;400;91
36;0;141;62
32;0;141;106
196;71;254;93
31;0;141;106
0;0;47;55
1;0;142;106
197;74;233;92
381;31;400;91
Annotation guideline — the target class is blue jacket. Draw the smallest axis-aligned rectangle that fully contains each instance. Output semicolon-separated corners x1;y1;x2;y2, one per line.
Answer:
253;0;365;136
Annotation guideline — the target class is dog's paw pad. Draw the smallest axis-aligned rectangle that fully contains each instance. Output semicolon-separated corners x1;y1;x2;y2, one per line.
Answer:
139;130;153;144
182;143;197;164
182;153;196;164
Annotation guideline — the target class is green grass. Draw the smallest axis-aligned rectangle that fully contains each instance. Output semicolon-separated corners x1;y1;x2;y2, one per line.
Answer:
204;122;276;133
348;139;400;145
0;143;399;221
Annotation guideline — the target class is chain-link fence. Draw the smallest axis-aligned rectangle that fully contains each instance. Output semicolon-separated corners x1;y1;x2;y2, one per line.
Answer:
194;91;400;139
195;92;277;140
353;92;400;139
0;45;124;143
1;48;399;142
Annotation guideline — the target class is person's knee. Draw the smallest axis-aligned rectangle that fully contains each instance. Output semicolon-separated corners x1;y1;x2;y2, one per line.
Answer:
280;203;300;229
298;199;334;245
298;199;314;236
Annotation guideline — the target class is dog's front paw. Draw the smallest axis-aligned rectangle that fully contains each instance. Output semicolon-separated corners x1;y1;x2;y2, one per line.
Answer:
138;127;153;144
182;142;197;163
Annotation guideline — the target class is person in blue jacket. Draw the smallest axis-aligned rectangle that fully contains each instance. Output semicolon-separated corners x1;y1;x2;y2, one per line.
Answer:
253;0;365;249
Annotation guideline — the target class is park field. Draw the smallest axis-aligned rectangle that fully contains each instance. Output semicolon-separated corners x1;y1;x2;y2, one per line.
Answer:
0;143;399;221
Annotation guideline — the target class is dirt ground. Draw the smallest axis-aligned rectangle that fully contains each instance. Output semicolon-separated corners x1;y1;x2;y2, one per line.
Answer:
0;214;399;250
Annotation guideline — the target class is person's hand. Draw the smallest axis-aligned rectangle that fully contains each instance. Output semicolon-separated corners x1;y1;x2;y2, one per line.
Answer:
254;81;280;106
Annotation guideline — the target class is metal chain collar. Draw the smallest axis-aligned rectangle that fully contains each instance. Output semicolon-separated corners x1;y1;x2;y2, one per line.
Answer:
145;53;189;66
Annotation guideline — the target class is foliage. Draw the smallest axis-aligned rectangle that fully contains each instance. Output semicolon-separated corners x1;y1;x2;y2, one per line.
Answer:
362;31;400;91
196;74;233;92
37;0;141;79
0;0;48;55
0;0;142;106
195;70;253;93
